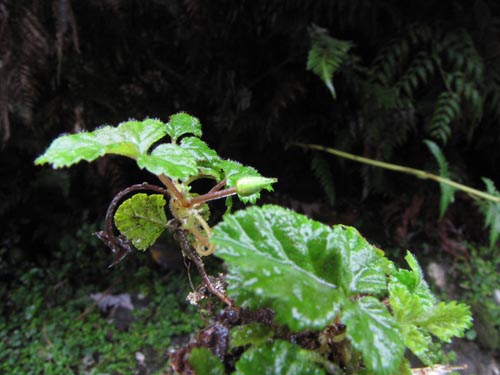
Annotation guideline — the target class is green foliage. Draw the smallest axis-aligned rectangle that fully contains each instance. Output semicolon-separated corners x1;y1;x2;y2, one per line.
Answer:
456;245;500;350
114;193;167;250
36;113;471;374
229;323;274;348
307;25;352;98
389;253;472;365
34;119;168;167
424;140;456;219
189;348;226;375
212;205;470;374
479;178;500;248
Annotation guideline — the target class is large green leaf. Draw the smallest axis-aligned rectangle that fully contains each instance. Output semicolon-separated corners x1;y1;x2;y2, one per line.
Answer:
331;225;387;296
35;119;167;167
188;347;225;375
166;112;202;142
137;144;198;180
342;297;404;375
114;193;167;250
234;340;325;375
213;205;387;331
424;140;455;220
212;205;344;331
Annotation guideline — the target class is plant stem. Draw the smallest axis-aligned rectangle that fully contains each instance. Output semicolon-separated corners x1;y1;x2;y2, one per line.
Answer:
158;174;190;207
173;226;232;306
188;187;238;205
293;143;500;203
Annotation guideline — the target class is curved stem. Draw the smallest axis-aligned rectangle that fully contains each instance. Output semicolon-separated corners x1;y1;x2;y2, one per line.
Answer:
99;183;169;266
173;226;232;306
293;143;500;203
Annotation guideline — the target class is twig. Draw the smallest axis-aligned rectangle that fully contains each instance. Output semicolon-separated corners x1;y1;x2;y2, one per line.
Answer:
293;143;500;203
173;225;233;306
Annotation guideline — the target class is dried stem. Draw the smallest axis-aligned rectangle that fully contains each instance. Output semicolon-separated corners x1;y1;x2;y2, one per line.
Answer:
173;226;232;306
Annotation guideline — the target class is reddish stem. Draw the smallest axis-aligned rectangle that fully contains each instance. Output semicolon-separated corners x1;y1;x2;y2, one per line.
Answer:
188;187;237;206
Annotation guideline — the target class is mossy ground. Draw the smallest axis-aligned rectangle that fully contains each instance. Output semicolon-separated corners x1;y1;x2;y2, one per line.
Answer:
0;220;201;375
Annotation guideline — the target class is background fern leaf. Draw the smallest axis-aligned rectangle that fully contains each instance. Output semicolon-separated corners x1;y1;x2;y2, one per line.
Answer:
307;25;352;98
310;153;335;206
424;140;455;220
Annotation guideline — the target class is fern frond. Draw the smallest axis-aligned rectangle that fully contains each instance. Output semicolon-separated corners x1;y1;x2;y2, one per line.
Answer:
310;153;335;206
396;52;439;98
424;140;455;220
372;24;432;85
478;178;500;248
307;25;352;98
438;29;484;83
446;72;483;123
428;92;461;144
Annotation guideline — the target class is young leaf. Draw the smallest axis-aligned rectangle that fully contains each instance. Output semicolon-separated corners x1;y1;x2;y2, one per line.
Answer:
390;252;436;309
416;301;472;342
230;323;274;349
136;144;198;180
479;177;500;248
307;25;352;98
188;347;225;375
212;205;345;330
35;119;167;167
342;297;405;375
114;193;167;250
166;112;202;142
234;340;325;375
424;140;455;219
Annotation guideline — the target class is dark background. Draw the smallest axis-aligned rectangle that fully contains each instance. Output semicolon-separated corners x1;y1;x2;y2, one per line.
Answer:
1;0;500;263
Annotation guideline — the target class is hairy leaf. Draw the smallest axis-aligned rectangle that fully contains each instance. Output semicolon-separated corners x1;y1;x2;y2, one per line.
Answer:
307;26;352;98
213;205;386;331
188;347;225;375
417;301;472;342
114;193;167;250
424;140;455;219
35;119;167;167
212;205;344;330
390;252;436;308
332;225;387;296
234;340;325;375
166;112;202;142
137;144;198;180
342;297;404;374
180;136;219;161
389;253;471;363
230;323;274;349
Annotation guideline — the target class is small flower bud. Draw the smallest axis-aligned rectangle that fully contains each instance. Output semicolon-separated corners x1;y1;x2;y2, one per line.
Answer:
235;176;277;196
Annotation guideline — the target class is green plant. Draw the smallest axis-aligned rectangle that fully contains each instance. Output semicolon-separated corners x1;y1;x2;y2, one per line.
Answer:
36;112;471;374
455;245;500;350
